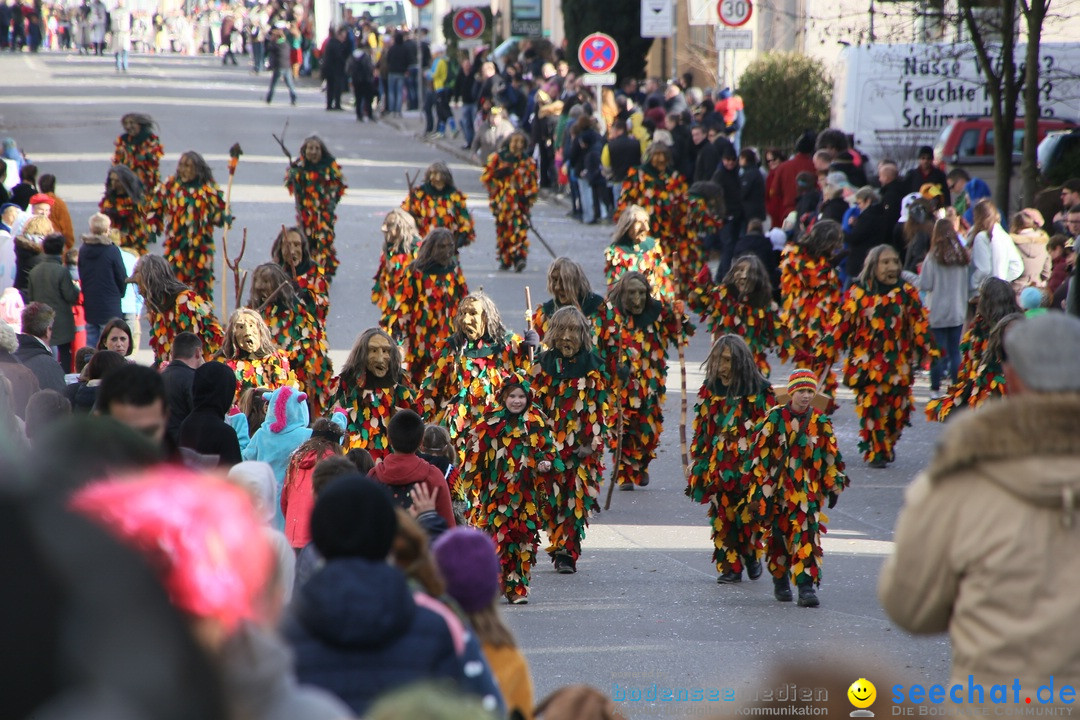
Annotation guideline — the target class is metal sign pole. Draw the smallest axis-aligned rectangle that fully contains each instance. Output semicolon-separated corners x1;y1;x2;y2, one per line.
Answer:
417;20;424;130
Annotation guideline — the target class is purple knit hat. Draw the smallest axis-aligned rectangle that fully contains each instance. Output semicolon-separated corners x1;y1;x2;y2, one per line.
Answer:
431;527;500;613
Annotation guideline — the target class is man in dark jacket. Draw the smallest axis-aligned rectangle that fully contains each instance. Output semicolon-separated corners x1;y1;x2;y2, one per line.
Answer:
15;302;66;393
903;145;950;205
283;474;488;717
877;160;908;228
694;119;735;183
11;164;38;210
844;187;892;281
350;46;376;121
177;361;241;468
731;219;779;283
0;320;39;418
605;119;641;185
738;148;766;224
77;213;127;348
712;148;744;279
162;331;203;443
321;26;349;111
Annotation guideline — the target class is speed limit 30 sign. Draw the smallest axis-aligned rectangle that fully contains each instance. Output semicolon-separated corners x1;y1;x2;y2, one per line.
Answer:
717;0;752;27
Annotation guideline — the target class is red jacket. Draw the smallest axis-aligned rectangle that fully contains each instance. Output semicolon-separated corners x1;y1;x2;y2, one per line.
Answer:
767;152;816;227
281;447;335;548
371;453;457;528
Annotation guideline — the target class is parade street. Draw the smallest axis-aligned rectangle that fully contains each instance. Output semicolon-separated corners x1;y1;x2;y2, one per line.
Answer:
1;52;951;716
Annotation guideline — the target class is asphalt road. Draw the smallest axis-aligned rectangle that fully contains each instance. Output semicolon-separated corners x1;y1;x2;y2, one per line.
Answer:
1;51;952;718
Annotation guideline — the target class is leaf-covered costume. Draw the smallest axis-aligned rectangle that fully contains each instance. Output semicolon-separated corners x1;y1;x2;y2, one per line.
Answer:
145;177;226;300
828;280;936;464
686;379;776;574
609;299;694;487
480;149;539;269
463;403;562;601
777;244;843;408
419;332;529;466
112;129;163;194
743;405;847;586
371;240;419;334
256;295;334;416
604;236;676;302
616;164;688;253
402;182;476;248
291;260;330;326
146;290;224;365
924;322;993;422
529;350;610;564
99;190;154;255
286;156;346;279
532;294;620;379
677;194;719;293
926;352;1006;422
329;377;417;461
688;281;786;377
397;262;469;388
225;352;297;397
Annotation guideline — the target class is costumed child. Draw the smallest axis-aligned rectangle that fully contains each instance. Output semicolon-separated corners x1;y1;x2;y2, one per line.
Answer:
615;141;688;257
402;161;476;249
607;271;694;490
776;219;845;409
604;204;675;302
685;335;776;584
99;164;153;254
828;244;936;468
528;306;610;575
285;135;347;279
688;252;785;376
145;150;228;299
743;368;847;608
248;262;333;415
130;253;222;365
927;312;1022;422
480;130;539;272
271;225;329;325
397;228;469;388
372;208;420;336
925;276;1019;421
220;307;297;396
329;327;417;461
111;112;163;192
419;291;536;456
531;257;619;377
461;373;561;604
240;384;312;531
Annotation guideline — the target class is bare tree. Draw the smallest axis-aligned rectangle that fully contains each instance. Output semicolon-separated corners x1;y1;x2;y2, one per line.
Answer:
1019;0;1051;209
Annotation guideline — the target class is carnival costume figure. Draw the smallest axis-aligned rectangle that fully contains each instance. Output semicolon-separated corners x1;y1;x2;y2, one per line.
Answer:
131;254;222;365
604;204;676;302
372;208;421;335
99;164;153;254
532;258;619;379
402;161;475;249
221;307;297;396
112;112;163;192
271;226;329;325
285;136;347;278
480;131;539;272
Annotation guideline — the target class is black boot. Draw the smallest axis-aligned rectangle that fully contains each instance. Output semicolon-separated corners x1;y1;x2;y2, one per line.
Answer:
716;571;742;584
744;556;762;580
773;576;793;602
797;583;820;608
554;552;576;574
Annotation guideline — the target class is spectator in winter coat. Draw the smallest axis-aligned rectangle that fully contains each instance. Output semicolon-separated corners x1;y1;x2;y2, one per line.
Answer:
161;331;202;442
349;47;376;121
283;474;477;716
281;417;346;551
0;320;38;418
602;119;642;186
371;410;456;529
968;199;1024;292
766;131;815;227
227;460;297;607
27;233;78;372
321;26;350;111
844;187;893;281
738;148;766;225
178;361;242;468
78;213;127;349
37;175;75;250
877;161;907;229
903;145;951;206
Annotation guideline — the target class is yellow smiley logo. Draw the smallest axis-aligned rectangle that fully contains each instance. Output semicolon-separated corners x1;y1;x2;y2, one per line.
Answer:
848;678;877;710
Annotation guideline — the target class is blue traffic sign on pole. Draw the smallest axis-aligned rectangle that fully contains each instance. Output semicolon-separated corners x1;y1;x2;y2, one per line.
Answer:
578;32;619;74
452;8;485;40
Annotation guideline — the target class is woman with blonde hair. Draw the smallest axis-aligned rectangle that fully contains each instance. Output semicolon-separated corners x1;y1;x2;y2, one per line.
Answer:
968;198;1024;291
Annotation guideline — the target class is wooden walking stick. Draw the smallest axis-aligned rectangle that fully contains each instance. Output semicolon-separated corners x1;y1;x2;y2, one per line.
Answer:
604;328;626;511
524;286;535;362
672;257;690;482
220;143;243;316
224;227;248;310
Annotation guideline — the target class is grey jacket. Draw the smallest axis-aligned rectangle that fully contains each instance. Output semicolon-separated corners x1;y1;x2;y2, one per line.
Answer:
919;254;971;329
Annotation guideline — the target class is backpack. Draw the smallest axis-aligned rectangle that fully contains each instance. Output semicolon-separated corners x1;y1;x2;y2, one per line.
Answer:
443;56;459;92
387;481;420;510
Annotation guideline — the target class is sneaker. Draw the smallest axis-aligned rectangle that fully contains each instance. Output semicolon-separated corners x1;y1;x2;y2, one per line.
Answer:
514;259;526;273
508;593;529;605
618;483;635;491
773;577;793;602
868;458;888;469
744;557;762;580
554;554;576;574
639;472;649;487
716;572;742;584
797;584;820;608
